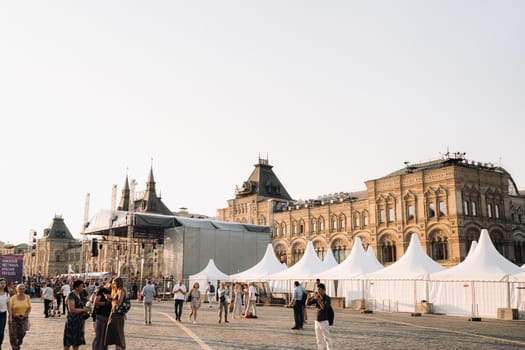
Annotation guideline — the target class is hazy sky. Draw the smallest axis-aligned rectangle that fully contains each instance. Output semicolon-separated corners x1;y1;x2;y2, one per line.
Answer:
1;1;524;245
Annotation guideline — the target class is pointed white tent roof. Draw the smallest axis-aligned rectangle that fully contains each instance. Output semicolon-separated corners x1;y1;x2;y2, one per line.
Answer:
189;258;230;282
431;229;523;281
267;241;326;280
229;244;287;281
322;248;338;270
366;233;445;280
365;245;385;271
319;237;383;279
465;240;477;259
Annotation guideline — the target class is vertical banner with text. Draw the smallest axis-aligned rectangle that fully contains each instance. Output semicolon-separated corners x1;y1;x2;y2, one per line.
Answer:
0;254;24;285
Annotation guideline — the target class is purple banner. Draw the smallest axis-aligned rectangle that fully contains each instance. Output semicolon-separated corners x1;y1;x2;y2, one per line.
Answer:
0;255;24;285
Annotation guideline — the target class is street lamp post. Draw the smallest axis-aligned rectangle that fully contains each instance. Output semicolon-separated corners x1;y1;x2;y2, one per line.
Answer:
127;179;137;291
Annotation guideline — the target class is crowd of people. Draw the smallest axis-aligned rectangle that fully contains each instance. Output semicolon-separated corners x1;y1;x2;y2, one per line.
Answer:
0;275;335;350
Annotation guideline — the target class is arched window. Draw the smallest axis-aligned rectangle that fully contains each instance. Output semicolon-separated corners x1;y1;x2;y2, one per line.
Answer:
298;220;305;234
339;215;346;230
353;212;360;228
319;217;325;232
291;244;305;265
363;211;369;226
331;215;338;231
280;223;287;237
311;218;317;233
491;231;505;254
314;241;325;260
331;239;347;263
379;235;397;263
514;235;525;265
430;233;449;260
275;244;287;265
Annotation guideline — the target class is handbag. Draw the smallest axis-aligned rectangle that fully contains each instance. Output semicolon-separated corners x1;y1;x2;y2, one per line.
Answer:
186;291;193;303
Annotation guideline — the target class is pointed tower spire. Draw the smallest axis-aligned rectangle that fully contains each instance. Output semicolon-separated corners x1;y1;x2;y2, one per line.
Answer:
143;165;158;212
117;174;131;211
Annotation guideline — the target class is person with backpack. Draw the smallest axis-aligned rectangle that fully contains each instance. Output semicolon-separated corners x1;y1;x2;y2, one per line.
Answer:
306;283;333;350
205;282;215;308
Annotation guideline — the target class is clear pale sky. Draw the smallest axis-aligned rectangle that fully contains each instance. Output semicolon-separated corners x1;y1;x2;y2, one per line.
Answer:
1;1;524;245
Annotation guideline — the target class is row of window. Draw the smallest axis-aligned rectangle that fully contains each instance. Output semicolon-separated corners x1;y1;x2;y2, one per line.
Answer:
463;200;503;219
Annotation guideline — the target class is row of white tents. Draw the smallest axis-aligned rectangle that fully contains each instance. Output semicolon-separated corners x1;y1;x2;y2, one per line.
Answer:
189;229;525;319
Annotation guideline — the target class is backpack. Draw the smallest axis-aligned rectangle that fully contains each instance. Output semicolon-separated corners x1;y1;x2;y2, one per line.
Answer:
116;296;131;314
208;284;215;293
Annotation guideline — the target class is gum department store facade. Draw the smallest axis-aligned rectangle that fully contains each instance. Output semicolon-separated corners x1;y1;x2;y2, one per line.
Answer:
22;152;525;277
218;153;525;267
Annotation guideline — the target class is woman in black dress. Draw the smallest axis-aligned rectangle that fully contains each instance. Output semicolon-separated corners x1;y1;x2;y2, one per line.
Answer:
63;280;89;350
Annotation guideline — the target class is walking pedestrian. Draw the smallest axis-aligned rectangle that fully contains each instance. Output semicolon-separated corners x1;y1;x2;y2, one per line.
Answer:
306;283;333;350
41;282;54;318
0;278;10;349
63;279;89;350
217;282;229;323
244;282;257;318
187;283;201;324
142;280;155;324
205;281;215;307
171;280;186;322
232;283;243;319
8;284;32;350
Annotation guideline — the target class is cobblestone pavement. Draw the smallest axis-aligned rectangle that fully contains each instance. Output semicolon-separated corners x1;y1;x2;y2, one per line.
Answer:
13;298;525;350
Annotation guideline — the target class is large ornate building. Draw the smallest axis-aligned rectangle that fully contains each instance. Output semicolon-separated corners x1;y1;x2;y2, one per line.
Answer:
217;153;525;267
23;215;82;277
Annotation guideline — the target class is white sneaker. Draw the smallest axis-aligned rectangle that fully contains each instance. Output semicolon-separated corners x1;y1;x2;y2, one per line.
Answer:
193;320;196;324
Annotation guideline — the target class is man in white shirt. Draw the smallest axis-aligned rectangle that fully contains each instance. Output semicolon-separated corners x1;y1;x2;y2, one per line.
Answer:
244;282;258;317
40;283;54;318
172;279;187;322
142;280;156;324
60;281;71;314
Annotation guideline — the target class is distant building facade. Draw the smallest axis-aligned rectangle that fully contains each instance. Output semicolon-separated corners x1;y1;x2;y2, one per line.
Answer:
217;154;525;267
23;215;82;277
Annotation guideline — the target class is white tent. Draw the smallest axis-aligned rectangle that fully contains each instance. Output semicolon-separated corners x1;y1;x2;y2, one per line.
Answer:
365;245;384;272
189;258;230;293
365;233;445;312
266;240;327;292
229;243;287;281
322;248;338;270
318;237;383;306
465;240;477;259
429;229;524;317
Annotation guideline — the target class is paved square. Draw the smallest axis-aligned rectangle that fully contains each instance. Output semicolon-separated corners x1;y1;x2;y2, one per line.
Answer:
16;298;525;349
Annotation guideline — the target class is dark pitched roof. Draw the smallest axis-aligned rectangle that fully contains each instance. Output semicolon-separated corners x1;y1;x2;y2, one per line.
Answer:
235;158;292;201
45;216;75;240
